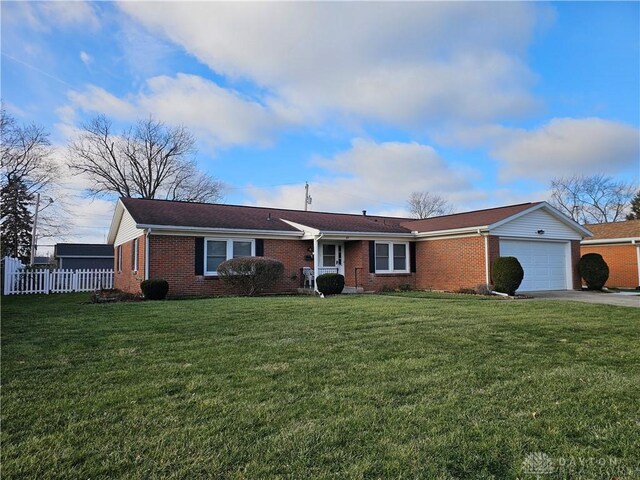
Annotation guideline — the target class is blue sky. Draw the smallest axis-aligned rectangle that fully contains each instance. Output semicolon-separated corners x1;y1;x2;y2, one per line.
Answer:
1;1;638;244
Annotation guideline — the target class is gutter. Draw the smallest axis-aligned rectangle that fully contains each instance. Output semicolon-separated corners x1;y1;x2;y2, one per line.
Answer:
414;226;490;239
135;224;303;237
581;237;640;245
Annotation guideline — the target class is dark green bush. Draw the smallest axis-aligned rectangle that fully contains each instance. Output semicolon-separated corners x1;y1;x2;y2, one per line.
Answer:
578;253;609;290
140;279;169;300
491;257;524;296
316;273;345;295
217;257;284;296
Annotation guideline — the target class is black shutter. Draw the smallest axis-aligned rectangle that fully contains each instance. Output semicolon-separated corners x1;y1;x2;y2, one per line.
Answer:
410;242;416;273
195;237;204;275
369;241;375;273
255;239;264;257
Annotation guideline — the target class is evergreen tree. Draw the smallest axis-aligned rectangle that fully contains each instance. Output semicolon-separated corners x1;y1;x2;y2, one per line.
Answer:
1;177;34;262
626;190;640;220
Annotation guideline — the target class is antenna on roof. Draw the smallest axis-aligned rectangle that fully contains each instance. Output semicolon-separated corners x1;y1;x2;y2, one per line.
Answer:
304;182;312;211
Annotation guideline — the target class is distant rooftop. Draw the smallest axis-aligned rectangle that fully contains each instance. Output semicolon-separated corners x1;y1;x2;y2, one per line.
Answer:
55;243;114;257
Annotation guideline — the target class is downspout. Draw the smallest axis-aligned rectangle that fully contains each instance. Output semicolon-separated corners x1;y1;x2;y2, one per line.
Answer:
634;239;640;287
478;229;490;285
145;228;151;281
313;233;324;293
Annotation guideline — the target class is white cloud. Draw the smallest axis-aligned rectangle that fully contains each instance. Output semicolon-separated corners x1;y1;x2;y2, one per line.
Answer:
3;1;99;31
119;2;546;127
67;85;138;120
80;51;92;66
247;138;480;214
64;74;299;147
491;118;640;181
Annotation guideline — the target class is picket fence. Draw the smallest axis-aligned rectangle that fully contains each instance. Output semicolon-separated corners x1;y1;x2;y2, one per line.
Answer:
3;257;114;295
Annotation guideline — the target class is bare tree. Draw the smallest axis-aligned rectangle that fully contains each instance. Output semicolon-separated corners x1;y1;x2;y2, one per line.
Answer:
67;115;224;202
1;106;67;243
549;174;636;224
1;106;56;194
407;191;455;219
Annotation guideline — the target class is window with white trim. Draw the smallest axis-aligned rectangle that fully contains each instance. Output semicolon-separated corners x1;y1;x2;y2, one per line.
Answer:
205;238;255;275
117;245;123;272
132;238;139;272
375;241;409;273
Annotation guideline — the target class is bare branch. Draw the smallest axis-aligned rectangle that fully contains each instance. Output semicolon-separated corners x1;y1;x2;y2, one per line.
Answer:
548;174;635;224
67;115;221;203
407;191;455;219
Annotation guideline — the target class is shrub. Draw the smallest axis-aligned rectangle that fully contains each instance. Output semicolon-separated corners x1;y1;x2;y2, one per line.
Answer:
491;257;524;296
578;253;609;290
397;283;413;292
316;273;345;295
217;257;284;296
140;279;170;300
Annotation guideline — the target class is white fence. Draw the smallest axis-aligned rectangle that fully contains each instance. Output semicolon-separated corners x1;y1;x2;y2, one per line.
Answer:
3;257;113;295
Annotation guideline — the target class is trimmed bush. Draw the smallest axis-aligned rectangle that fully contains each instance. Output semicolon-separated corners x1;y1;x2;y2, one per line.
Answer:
140;279;169;300
217;257;284;296
316;273;345;295
578;253;609;290
492;257;524;296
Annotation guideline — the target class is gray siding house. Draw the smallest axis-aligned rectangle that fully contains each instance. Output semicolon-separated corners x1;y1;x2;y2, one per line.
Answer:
54;243;114;270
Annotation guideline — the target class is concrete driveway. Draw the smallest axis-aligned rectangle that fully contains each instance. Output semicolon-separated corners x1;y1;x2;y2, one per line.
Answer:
527;290;640;308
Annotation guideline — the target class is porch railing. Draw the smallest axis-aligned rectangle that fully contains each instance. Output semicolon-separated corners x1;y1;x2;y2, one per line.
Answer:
316;267;339;276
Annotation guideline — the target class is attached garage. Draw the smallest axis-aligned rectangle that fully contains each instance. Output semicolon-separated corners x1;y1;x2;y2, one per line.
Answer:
490;205;591;292
499;239;570;291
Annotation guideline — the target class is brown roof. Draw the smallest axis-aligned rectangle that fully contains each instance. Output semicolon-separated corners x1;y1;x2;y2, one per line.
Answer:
583;220;640;240
121;198;412;234
120;198;550;235
400;202;541;233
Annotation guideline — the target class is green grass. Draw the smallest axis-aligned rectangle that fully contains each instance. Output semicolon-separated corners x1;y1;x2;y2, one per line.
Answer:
2;293;638;479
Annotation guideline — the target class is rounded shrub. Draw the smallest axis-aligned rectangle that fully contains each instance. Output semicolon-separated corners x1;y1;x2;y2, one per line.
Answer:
217;257;284;296
578;253;609;290
491;256;524;296
316;273;345;295
140;278;169;300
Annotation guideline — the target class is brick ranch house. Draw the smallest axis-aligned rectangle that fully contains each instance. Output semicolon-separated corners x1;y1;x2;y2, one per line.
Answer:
581;220;640;288
107;198;592;297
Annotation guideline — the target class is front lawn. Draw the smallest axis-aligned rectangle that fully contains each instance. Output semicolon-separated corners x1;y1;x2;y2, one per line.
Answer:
2;293;638;478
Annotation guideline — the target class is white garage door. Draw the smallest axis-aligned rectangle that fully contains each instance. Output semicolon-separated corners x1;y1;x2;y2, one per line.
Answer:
499;240;569;291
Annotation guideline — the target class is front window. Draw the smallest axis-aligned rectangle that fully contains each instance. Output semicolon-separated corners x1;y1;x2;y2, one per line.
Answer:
375;242;409;273
205;238;255;275
322;244;336;267
233;241;252;258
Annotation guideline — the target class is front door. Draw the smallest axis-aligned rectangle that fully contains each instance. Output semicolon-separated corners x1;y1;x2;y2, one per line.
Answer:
319;243;344;276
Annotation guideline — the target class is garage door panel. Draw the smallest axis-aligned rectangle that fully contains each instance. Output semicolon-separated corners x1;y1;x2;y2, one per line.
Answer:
499;239;568;291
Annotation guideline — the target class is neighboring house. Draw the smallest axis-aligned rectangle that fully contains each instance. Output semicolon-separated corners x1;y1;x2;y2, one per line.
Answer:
54;243;114;270
581;220;640;288
33;256;52;267
107;198;591;297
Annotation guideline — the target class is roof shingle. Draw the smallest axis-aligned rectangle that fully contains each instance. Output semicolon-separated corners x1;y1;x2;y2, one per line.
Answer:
400;203;541;233
119;198;548;235
583;220;640;240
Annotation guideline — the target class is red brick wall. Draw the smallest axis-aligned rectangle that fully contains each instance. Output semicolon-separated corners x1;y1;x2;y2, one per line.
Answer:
146;235;314;297
571;240;581;289
114;234;146;294
344;240;415;291
415;235;487;291
581;244;639;288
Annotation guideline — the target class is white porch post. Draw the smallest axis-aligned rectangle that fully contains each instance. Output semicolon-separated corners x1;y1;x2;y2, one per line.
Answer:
313;235;319;293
